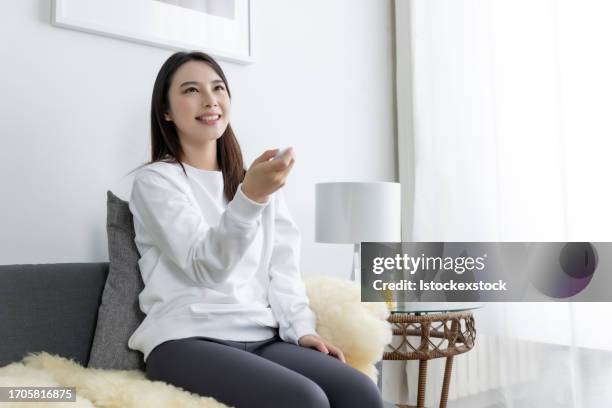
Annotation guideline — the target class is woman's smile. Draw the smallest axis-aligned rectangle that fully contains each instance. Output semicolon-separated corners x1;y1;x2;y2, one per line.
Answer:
196;113;222;125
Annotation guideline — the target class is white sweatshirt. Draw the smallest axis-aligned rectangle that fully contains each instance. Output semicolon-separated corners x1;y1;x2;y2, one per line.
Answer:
127;160;318;362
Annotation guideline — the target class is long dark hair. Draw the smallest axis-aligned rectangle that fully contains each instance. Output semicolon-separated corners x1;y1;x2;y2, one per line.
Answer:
128;51;246;202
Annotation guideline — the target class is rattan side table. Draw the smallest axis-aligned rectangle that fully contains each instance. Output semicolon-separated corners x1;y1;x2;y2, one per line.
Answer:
383;310;477;408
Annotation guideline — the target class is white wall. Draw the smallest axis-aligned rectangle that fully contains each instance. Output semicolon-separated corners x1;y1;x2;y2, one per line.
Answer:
0;0;397;279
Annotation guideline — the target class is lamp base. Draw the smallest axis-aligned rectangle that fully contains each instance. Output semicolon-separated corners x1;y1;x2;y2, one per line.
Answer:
351;243;360;284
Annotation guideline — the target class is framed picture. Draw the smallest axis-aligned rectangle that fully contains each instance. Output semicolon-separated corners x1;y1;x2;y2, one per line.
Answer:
51;0;255;64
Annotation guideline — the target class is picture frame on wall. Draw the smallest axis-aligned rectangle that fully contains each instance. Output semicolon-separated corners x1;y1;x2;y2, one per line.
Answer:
51;0;255;64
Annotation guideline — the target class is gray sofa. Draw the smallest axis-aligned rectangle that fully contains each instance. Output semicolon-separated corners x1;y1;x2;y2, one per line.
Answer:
1;191;390;407
0;261;387;396
0;262;110;368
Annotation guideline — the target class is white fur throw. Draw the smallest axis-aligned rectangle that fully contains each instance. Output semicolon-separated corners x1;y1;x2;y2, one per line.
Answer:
0;276;390;408
0;352;230;408
303;275;392;382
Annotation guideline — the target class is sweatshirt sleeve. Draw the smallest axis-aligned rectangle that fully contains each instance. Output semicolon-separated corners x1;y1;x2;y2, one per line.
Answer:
267;190;319;345
129;170;269;286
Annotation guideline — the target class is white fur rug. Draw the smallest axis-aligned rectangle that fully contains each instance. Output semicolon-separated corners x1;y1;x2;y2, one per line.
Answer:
0;352;230;408
0;276;390;407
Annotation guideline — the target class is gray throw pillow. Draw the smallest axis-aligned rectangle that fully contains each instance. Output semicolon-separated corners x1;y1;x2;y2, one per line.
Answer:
88;191;145;370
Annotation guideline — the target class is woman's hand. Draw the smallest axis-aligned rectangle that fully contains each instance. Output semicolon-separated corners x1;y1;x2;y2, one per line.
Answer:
241;148;295;203
298;334;346;363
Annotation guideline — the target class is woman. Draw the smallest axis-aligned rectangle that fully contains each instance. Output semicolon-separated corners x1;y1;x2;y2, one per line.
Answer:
126;51;384;408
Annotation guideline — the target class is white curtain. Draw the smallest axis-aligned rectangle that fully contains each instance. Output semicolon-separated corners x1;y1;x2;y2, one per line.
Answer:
392;0;612;406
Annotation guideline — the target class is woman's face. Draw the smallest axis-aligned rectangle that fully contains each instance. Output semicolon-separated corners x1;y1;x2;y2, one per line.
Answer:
164;60;231;145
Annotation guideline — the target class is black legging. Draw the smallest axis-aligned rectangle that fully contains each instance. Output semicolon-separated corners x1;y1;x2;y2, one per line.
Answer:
145;334;384;408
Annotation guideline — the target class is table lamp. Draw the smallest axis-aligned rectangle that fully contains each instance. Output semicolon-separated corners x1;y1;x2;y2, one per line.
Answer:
315;182;402;283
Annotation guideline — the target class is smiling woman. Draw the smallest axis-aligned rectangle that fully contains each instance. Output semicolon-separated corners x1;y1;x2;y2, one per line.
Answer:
123;51;385;408
128;52;245;202
163;61;231;171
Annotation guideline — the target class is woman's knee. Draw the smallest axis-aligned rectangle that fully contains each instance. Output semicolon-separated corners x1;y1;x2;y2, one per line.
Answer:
357;375;384;408
285;377;330;408
332;370;384;408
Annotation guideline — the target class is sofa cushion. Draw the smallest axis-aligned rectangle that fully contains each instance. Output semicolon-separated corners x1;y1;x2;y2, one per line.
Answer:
0;263;109;367
87;191;145;370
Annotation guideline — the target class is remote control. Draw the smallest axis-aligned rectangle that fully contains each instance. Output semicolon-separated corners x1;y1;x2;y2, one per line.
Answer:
273;147;292;160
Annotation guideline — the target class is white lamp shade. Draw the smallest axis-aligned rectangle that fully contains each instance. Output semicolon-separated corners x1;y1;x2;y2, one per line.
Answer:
315;182;402;244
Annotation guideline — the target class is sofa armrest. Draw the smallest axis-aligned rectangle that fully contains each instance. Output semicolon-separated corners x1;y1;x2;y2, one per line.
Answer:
303;275;392;382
